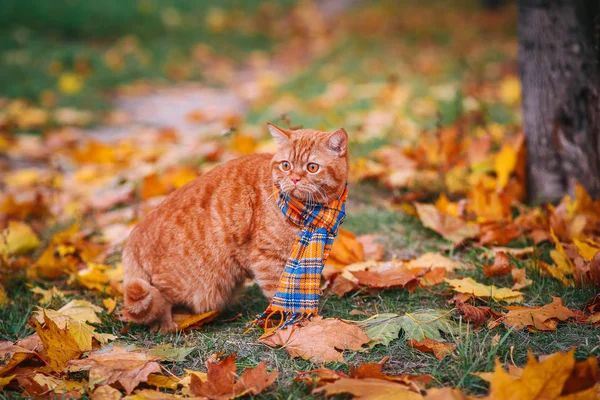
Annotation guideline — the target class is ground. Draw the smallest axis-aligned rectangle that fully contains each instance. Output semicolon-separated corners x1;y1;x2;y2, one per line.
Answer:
1;0;599;399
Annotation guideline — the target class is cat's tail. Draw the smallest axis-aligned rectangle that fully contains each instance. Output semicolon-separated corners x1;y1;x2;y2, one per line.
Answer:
123;278;172;325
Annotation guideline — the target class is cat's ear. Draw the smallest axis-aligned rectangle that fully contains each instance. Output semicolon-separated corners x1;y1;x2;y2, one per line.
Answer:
325;128;348;156
267;123;291;147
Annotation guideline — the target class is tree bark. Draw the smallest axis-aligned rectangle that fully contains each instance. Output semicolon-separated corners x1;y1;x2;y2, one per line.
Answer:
518;0;600;203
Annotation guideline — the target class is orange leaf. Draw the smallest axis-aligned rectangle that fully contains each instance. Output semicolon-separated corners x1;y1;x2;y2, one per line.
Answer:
173;310;219;331
456;303;499;327
68;346;161;394
511;268;532;290
483;251;513;278
407;338;455;360
419;268;447;287
479;222;522;246
356;234;385;261
314;377;424;400
259;317;370;363
140;173;167;200
501;297;575;331
351;264;419;291
414;203;479;245
327;229;365;267
480;349;599;399
189;353;277;399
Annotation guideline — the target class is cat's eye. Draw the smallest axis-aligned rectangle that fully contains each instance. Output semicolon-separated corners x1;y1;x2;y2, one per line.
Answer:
307;163;320;173
280;161;292;171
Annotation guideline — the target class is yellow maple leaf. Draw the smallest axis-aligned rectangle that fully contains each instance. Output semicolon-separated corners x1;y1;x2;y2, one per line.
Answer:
550;228;575;275
34;299;116;351
572;238;599;261
479;349;599;399
494;142;517;191
147;373;182;390
58;72;84;95
33;312;81;372
32;374;86;396
103;298;117;314
75;262;123;295
0;221;40;256
0;284;7;307
29;285;66;305
445;277;523;303
499;75;521;105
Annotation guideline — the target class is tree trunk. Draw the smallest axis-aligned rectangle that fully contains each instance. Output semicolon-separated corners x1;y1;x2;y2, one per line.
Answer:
518;0;600;203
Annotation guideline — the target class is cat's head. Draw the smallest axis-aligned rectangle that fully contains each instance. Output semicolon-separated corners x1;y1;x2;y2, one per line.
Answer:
268;123;349;203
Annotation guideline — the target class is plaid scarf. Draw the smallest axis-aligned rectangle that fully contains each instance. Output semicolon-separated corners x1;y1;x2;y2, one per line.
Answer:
250;184;348;333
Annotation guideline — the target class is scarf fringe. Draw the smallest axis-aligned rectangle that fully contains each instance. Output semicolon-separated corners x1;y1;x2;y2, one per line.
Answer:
245;309;316;336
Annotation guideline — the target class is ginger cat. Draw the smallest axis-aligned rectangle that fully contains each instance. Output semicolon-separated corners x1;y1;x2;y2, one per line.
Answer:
122;124;349;332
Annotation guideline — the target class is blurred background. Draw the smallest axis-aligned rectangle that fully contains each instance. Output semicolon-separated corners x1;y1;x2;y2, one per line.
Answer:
0;0;521;225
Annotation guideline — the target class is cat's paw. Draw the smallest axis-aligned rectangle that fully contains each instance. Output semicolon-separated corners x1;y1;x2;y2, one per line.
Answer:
158;320;178;334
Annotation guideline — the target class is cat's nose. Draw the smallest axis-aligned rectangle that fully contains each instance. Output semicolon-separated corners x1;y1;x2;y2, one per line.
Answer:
290;177;301;185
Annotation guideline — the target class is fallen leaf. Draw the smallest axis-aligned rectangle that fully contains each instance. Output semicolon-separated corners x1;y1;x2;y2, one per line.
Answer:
75;263;123;295
359;313;405;347
144;344;194;362
68;346;162;394
146;373;181;390
34;299;116;351
351;263;419;291
173;310;219;331
32;312;81;372
445;277;523;303
260;317;370;363
407;338;455;360
29;286;65;305
415;203;479;245
103;298;117;314
420;268;448;286
0;284;6;307
480;349;599;399
31;374;86;396
327;229;365;267
456;303;499;327
483;251;513;277
572;239;599;261
92;385;123;400
359;310;459;346
329;274;357;297
489;246;535;258
479;221;522;246
314;377;424;400
0;221;40;256
349;360;432;386
550;228;575;275
537;260;572;287
0;342;34;376
424;387;468;399
586;294;600;314
357;234;385;261
0;375;16;390
511;268;532;290
407;253;461;272
189;353;278;400
501;297;575;331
